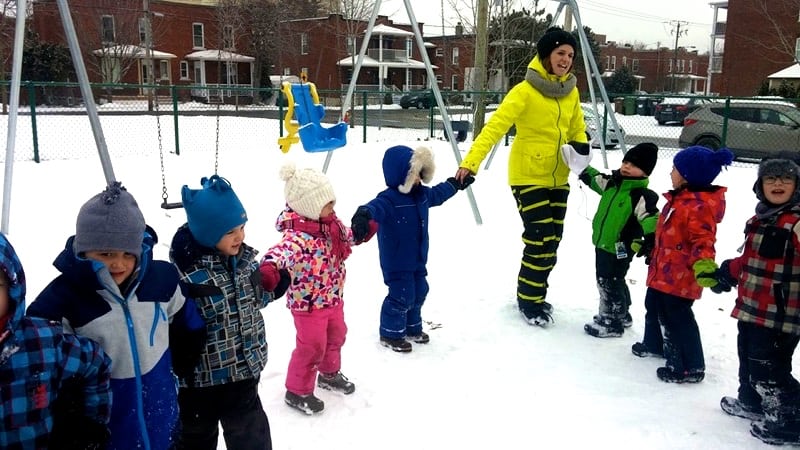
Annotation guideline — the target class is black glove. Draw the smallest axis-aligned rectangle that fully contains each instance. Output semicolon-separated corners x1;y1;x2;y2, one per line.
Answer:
631;233;655;265
710;259;738;294
351;207;372;243
50;385;111;450
273;269;291;299
447;175;475;191
568;141;591;156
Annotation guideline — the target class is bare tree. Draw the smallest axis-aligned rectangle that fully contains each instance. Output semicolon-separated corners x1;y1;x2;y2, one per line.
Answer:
1;0;18;113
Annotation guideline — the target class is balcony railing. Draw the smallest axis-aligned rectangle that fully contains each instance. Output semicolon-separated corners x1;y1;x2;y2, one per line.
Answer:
366;48;409;62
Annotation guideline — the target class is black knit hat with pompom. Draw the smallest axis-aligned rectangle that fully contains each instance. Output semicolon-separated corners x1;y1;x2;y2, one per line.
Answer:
536;27;578;59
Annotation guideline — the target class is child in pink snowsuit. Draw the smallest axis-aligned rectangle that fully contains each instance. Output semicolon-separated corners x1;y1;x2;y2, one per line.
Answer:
260;163;374;415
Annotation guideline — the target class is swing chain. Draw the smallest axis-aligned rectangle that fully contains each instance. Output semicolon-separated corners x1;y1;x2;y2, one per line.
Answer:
153;88;170;205
214;103;220;176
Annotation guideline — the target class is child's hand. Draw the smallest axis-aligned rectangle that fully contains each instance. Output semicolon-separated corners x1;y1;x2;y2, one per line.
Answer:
447;176;475;191
351;207;372;243
693;258;735;292
631;233;655;265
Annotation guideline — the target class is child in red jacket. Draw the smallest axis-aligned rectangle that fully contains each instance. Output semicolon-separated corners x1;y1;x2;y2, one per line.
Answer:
632;145;733;383
711;157;800;445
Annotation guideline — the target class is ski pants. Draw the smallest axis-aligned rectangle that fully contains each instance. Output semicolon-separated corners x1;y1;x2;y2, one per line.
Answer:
286;303;347;396
736;321;800;429
595;247;632;322
511;184;569;306
379;269;429;339
178;377;271;450
652;289;705;373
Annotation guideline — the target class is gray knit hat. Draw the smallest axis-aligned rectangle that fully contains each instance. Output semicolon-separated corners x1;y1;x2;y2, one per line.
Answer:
754;158;800;203
74;182;145;258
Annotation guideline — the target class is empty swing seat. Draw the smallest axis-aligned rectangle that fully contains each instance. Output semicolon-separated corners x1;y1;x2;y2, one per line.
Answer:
290;84;348;152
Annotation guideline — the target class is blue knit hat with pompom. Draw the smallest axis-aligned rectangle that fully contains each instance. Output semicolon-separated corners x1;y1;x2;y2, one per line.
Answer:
673;146;734;186
181;175;247;248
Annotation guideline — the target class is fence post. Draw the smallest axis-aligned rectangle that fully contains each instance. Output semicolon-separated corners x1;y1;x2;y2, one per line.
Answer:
362;91;367;144
171;85;180;156
27;82;40;163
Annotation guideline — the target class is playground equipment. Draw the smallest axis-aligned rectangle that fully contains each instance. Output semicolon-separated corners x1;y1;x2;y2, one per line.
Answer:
278;76;348;153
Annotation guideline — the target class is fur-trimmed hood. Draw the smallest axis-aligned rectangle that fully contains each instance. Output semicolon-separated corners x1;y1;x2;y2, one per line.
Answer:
382;145;435;194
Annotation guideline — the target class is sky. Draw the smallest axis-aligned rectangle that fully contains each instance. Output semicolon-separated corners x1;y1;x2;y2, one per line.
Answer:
1;103;787;449
381;0;719;53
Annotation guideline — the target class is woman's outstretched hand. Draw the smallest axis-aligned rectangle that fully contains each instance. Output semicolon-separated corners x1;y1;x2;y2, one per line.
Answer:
455;167;474;183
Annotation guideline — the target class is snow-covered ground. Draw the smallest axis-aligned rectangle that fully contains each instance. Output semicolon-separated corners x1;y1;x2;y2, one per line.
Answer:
0;111;782;449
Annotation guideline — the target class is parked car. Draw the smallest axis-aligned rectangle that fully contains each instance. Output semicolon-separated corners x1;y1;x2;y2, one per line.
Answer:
654;96;716;125
582;105;626;149
399;90;446;109
678;101;800;160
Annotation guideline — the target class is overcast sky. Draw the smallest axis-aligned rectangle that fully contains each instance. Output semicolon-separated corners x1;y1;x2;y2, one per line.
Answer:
379;0;721;53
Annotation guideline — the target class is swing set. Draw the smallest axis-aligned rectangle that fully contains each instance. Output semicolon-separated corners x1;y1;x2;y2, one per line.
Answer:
277;73;348;154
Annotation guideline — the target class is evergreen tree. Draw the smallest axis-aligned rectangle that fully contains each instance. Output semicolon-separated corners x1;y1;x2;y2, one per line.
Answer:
606;66;637;95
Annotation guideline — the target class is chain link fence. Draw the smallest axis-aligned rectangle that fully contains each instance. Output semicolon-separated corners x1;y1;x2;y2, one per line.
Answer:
2;82;797;166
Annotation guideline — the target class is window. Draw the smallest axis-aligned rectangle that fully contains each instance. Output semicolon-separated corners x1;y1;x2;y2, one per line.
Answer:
689;60;693;73
192;23;204;49
632;59;640;73
223;25;234;50
138;17;147;44
668;59;673;72
622;56;627;67
300;33;309;55
179;61;189;80
452;47;459;65
451;75;459;90
101;15;115;43
605;56;610;70
435;74;443;84
435;48;444;57
283;67;291;76
406;39;412;58
159;60;169;80
346;36;356;55
610;56;616;70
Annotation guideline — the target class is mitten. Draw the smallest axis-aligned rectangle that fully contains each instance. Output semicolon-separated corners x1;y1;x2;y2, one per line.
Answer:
273;269;291;299
693;258;720;288
447;175;475;191
259;262;281;292
560;141;593;174
710;259;738;294
355;219;379;244
631;233;655;264
351;207;372;242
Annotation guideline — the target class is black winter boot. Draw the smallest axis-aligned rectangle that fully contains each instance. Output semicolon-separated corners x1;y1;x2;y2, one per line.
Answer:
751;420;800;446
720;396;763;420
519;301;553;327
656;367;704;384
317;371;356;394
285;391;324;415
585;315;624;338
380;336;412;353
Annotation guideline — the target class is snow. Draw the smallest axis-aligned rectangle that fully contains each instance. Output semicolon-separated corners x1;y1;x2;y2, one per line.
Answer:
0;109;783;449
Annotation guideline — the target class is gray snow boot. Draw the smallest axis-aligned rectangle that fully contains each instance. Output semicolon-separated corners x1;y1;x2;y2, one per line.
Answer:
285;391;324;415
317;371;355;395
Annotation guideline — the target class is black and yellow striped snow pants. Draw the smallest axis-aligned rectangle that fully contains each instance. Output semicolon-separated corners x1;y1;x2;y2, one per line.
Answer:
511;184;570;306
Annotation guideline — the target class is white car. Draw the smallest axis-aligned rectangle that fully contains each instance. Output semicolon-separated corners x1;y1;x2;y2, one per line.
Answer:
582;105;626;149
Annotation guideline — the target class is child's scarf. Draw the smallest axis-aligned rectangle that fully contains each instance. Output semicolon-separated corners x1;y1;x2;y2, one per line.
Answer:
279;209;352;261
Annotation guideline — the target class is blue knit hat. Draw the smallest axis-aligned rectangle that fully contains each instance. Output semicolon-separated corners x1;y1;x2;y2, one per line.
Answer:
74;182;145;258
673;146;734;186
181;175;247;248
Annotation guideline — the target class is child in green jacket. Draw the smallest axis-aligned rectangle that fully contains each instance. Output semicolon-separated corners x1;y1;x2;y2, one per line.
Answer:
579;142;660;337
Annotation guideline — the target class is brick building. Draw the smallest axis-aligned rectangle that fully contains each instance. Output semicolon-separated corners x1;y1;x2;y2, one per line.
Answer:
28;0;255;102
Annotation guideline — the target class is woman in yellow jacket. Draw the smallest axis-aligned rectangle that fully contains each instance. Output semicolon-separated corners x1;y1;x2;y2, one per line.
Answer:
455;27;587;327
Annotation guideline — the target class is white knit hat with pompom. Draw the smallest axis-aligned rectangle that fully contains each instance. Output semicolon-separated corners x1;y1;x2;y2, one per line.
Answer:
280;162;336;220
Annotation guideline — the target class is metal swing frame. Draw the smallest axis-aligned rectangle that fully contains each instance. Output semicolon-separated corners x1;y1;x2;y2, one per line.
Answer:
325;0;483;225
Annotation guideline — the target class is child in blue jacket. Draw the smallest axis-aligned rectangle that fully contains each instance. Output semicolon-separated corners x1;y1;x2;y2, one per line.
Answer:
351;145;473;352
27;182;206;450
0;232;112;450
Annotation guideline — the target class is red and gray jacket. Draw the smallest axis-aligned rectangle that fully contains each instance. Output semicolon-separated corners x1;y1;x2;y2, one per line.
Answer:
727;205;800;335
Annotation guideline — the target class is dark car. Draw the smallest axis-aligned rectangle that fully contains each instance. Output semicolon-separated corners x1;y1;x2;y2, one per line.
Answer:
399;90;444;109
678;101;800;160
654;96;715;125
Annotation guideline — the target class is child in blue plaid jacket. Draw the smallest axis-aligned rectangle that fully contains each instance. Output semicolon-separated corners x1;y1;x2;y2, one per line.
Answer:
0;233;112;450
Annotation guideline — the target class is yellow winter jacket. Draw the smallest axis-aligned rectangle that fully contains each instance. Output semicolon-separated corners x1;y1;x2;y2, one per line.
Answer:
460;56;587;187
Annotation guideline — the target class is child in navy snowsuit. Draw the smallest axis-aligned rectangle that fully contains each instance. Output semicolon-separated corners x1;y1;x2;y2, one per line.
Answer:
0;232;112;450
28;182;206;450
351;145;473;352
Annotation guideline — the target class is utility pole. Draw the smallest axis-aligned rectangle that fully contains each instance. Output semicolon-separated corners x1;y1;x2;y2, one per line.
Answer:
669;20;688;92
144;0;154;111
564;4;573;31
473;0;489;136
